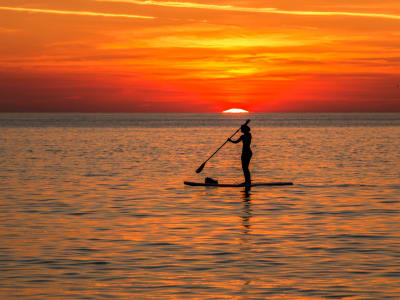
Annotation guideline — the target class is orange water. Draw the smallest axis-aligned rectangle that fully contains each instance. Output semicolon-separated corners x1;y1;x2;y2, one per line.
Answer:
1;113;399;299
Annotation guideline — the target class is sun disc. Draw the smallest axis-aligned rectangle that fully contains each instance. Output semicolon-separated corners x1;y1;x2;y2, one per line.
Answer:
222;108;249;113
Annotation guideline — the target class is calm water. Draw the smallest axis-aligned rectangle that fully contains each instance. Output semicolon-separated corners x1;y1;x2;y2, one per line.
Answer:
1;113;400;299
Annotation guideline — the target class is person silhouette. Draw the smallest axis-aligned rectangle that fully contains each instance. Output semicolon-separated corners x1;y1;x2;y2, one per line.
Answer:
228;124;252;186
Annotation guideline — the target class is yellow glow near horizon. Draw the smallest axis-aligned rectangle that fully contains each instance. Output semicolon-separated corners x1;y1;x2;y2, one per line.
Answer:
222;108;249;113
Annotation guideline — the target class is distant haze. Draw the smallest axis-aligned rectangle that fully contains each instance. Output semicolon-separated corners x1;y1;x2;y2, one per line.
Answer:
0;1;400;112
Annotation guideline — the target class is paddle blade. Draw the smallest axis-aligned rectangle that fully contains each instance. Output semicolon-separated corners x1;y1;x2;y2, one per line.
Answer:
196;162;206;173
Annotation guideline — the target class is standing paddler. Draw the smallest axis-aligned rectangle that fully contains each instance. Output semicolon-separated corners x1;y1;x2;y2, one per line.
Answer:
227;124;252;186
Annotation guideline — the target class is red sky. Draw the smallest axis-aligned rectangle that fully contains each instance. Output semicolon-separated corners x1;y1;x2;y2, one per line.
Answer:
0;0;399;112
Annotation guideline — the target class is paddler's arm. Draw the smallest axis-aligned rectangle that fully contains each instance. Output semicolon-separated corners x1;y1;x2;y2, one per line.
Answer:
228;135;243;144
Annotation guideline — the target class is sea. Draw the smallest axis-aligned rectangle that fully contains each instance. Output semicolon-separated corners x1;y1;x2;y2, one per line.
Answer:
0;113;399;299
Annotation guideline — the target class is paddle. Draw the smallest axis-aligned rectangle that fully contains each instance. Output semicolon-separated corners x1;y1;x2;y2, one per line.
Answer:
195;119;250;173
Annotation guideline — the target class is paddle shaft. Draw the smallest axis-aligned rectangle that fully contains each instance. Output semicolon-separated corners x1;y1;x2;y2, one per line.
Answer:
197;119;250;171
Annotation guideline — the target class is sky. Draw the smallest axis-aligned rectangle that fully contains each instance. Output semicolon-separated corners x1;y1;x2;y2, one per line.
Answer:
0;0;399;112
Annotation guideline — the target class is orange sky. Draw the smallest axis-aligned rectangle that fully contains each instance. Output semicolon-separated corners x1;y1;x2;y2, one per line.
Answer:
0;0;399;112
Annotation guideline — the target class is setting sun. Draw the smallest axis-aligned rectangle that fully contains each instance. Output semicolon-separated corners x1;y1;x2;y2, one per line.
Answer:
222;108;249;113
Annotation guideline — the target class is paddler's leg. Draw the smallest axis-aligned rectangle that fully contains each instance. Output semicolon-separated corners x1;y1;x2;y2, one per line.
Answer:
241;153;252;185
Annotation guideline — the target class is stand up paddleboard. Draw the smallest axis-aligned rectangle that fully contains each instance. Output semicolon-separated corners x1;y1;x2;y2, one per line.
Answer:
184;181;293;187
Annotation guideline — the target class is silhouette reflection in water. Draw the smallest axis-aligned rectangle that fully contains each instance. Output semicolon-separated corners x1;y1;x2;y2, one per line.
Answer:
241;189;252;235
239;187;252;294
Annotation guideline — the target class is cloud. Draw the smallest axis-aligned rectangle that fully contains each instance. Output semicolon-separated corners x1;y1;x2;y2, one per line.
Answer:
102;34;322;50
98;0;400;20
0;6;155;19
144;35;317;49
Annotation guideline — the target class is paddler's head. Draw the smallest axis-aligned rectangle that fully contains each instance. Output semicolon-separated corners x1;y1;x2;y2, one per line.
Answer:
241;124;250;133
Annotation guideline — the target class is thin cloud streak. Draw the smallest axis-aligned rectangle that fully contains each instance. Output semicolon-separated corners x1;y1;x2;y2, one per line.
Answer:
99;0;400;20
0;6;155;19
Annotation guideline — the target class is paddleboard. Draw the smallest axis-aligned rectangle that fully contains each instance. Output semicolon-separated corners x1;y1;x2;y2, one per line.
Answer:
184;181;293;187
